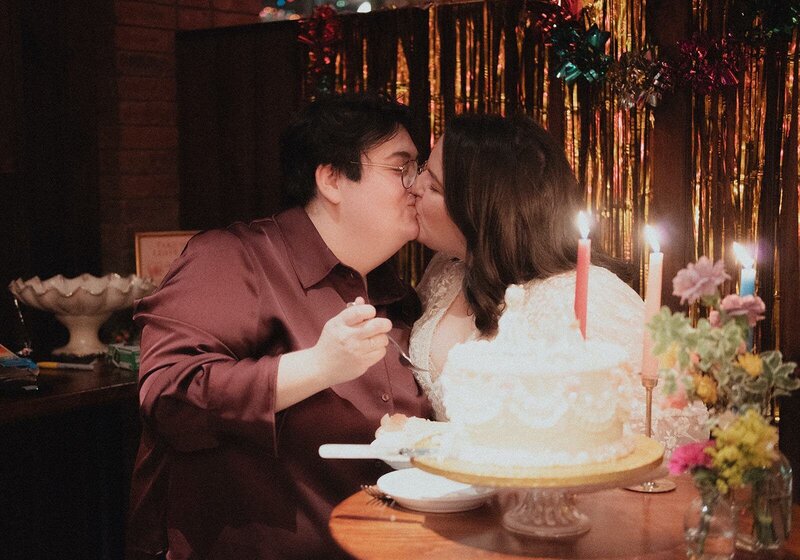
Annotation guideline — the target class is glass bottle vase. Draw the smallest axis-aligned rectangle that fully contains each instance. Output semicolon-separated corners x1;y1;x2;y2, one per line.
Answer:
733;451;793;552
684;492;735;560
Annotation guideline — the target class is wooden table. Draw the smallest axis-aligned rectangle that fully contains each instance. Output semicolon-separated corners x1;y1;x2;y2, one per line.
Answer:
0;364;140;559
0;363;138;424
330;475;800;559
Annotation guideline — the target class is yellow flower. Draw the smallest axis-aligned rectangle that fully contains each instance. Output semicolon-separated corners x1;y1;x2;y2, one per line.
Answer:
659;342;680;370
708;409;779;491
692;373;718;405
713;445;741;464
737;352;763;378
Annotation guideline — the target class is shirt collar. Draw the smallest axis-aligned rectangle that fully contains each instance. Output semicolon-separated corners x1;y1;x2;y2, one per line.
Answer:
275;206;408;305
275;207;339;290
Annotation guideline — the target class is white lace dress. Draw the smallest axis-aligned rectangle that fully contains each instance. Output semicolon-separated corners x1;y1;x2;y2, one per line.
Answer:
409;252;709;456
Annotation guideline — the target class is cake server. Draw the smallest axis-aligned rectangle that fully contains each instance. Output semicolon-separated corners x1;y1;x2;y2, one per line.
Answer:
318;444;434;460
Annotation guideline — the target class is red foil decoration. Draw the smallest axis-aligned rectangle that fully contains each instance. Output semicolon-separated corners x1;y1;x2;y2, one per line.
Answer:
525;0;581;39
674;34;742;96
298;5;342;96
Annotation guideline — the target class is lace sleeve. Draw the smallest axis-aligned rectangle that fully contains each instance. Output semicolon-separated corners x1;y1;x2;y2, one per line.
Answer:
415;252;454;309
410;253;467;421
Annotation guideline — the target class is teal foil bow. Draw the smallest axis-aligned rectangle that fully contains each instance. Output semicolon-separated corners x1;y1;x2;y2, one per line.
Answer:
552;23;612;84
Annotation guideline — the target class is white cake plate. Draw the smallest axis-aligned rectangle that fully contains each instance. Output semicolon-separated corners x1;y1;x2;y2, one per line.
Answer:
412;435;664;538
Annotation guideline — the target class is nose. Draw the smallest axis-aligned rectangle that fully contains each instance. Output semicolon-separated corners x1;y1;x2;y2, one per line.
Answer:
410;172;427;197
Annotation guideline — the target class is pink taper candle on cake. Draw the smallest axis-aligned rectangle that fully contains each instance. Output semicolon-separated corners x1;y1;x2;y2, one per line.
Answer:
641;225;663;380
574;211;591;339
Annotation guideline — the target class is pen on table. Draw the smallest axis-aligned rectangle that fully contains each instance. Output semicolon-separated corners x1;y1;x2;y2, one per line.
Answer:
37;361;96;371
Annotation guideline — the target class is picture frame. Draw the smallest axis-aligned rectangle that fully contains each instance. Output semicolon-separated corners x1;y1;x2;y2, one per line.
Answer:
134;230;199;285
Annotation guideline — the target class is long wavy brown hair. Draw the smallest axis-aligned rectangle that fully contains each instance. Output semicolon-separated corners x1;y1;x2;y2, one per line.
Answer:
443;114;627;336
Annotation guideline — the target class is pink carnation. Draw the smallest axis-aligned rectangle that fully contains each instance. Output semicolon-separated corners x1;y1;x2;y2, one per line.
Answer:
719;294;766;327
668;440;714;475
708;309;721;327
672;257;730;305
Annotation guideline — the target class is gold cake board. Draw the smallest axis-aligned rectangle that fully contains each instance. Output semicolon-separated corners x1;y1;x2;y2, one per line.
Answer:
412;435;664;490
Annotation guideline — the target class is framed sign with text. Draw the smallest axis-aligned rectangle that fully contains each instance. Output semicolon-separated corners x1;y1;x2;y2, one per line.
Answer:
135;231;199;285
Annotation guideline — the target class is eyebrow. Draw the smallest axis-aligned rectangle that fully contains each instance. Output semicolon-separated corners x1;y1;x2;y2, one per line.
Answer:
387;150;417;161
363;149;418;164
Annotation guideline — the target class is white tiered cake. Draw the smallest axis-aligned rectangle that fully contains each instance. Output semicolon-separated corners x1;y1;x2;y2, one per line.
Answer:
439;284;637;468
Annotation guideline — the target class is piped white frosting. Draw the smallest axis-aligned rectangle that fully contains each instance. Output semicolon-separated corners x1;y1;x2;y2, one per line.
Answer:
440;283;636;467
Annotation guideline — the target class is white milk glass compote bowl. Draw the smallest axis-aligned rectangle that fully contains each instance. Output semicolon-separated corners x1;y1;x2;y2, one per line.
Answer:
9;273;156;357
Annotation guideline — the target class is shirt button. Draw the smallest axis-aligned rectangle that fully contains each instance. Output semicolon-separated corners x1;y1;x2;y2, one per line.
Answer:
381;393;390;402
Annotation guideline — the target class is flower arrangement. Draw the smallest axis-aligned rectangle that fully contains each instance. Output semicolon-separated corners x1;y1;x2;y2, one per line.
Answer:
668;409;779;496
649;257;798;416
649;256;798;551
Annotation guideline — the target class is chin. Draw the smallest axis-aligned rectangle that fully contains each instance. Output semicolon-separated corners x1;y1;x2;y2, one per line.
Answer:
414;232;437;252
403;221;420;242
416;236;462;257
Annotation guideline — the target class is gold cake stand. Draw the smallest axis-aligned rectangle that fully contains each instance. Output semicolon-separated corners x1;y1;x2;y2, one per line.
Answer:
412;435;664;538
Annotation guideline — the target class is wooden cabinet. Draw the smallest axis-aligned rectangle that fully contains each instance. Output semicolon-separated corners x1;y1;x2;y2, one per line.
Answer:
0;367;139;560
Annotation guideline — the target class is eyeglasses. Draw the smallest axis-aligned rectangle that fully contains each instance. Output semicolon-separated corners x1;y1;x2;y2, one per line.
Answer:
417;160;443;191
350;159;420;190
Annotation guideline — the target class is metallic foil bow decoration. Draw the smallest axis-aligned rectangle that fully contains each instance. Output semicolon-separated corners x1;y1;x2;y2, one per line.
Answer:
523;0;582;38
298;5;342;97
730;0;800;46
607;49;673;109
522;0;610;83
551;23;612;84
674;34;742;96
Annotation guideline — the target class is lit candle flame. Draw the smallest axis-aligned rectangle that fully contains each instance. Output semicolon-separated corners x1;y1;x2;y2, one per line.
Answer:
643;225;661;253
577;211;591;239
732;242;755;269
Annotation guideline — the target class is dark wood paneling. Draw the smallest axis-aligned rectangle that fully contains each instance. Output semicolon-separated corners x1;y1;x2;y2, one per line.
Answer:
176;22;305;230
0;0;113;355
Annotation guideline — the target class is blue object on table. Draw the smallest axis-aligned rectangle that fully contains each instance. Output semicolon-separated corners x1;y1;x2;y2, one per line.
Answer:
0;343;39;388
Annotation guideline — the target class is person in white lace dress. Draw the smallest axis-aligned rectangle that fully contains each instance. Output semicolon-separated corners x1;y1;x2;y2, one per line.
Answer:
408;114;707;455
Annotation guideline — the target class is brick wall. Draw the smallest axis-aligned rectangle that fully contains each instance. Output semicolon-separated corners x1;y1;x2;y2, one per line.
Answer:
101;0;265;275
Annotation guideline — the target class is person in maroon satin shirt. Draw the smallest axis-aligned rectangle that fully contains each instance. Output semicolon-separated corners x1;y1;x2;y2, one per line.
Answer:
126;94;434;560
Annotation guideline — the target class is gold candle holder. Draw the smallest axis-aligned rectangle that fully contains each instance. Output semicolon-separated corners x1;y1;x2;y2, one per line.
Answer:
626;375;676;493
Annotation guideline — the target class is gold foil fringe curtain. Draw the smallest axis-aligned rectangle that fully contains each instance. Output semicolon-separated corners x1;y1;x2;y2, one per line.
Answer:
321;0;800;355
685;3;800;352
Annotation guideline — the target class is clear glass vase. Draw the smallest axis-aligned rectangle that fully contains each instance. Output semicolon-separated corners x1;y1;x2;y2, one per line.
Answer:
684;492;735;560
733;451;793;551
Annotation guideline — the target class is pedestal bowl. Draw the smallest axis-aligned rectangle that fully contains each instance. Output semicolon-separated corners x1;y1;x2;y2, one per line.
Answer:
9;273;156;357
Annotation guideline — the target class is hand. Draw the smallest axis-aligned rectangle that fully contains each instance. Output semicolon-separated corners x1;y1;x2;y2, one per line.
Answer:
312;297;392;385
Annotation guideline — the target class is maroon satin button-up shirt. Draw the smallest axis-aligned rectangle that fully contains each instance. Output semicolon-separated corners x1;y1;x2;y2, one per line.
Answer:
126;207;433;560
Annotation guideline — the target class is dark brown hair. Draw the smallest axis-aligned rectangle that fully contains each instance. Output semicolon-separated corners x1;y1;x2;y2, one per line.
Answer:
280;92;413;207
443;113;626;336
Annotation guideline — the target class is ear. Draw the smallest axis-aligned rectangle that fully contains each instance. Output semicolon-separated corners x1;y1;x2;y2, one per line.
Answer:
315;164;342;205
